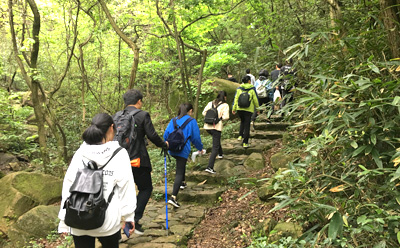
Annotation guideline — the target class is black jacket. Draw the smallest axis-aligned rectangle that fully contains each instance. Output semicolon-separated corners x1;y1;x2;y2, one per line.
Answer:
124;106;165;170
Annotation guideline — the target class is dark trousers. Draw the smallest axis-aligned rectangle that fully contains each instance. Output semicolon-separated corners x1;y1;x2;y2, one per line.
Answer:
132;166;153;223
207;129;222;169
238;110;252;144
72;231;120;248
172;156;187;197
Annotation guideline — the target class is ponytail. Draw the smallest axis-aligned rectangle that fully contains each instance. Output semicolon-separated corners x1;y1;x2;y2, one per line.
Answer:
82;113;115;145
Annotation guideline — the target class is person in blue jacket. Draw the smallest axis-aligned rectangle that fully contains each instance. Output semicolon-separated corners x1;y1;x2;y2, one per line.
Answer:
163;103;204;208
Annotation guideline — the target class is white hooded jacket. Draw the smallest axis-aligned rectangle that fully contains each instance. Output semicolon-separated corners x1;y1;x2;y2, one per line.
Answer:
58;141;136;237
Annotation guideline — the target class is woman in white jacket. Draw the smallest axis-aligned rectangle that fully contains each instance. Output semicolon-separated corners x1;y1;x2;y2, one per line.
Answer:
58;113;136;248
202;91;230;174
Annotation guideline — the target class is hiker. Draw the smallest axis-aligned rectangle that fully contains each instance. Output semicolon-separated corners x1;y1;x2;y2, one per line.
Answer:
280;59;297;108
246;68;256;86
202;91;230;174
163;103;204;208
232;75;259;148
270;63;282;83
252;69;273;124
227;73;238;83
119;89;168;235
58;113;137;248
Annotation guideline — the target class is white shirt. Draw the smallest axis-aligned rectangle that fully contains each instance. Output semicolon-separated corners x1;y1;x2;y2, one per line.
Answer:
202;101;230;131
247;73;256;86
58;141;136;237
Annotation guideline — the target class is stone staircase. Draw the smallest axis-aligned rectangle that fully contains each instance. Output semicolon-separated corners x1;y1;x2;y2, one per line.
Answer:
119;117;289;248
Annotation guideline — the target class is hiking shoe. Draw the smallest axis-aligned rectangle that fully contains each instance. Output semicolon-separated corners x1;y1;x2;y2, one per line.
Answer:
205;167;216;174
180;182;187;189
237;136;243;140
134;222;144;235
243;143;250;148
217;155;224;159
168;197;181;208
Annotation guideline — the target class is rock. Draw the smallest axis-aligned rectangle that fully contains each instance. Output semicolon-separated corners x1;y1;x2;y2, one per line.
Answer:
269;222;302;242
169;224;193;236
0;172;62;246
214;160;235;173
0;153;19;176
270;152;297;170
7;205;59;247
244;153;265;170
257;182;277;201
11;172;62;205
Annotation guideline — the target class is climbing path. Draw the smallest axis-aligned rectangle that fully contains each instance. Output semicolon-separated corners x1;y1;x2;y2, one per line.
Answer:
116;116;289;248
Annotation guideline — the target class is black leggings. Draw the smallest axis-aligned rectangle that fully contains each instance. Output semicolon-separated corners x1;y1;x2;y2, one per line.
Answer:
207;129;222;169
238;110;252;144
72;230;120;248
172;156;187;197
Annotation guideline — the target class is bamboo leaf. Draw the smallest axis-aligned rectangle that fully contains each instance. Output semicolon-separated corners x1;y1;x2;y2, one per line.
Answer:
328;212;343;241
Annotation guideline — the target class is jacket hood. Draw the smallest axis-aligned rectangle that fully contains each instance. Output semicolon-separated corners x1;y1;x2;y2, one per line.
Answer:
79;141;121;168
240;83;255;89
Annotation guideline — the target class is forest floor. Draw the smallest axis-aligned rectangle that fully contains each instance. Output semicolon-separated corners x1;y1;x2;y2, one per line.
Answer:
187;141;285;248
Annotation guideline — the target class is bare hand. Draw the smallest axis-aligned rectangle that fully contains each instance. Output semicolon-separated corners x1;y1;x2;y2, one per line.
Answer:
123;221;135;235
232;111;236;115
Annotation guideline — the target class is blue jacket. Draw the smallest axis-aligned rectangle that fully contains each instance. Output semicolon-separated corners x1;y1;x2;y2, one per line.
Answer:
163;115;203;159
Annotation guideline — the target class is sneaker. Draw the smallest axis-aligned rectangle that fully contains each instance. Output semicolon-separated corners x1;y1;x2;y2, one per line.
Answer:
237;136;243;140
243;143;250;148
217;155;224;159
168;197;181;208
205;167;216;174
180;182;187;189
134;222;144;235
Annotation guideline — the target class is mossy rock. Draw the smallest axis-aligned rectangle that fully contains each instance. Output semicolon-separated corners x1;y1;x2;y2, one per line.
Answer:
257;182;277;202
11;172;62;205
244;153;265;170
269;222;302;242
270;152;297;170
7;205;59;247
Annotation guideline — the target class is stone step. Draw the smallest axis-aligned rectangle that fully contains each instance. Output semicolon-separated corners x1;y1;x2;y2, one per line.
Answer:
253;122;290;131
221;139;276;155
120;202;206;247
233;130;283;140
153;183;226;204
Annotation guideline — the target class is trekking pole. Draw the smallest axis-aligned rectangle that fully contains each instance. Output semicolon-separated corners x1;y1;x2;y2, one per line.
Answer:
163;148;169;235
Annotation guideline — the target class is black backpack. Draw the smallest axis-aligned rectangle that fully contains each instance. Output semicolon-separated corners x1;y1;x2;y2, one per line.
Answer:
64;147;122;230
204;102;222;125
113;109;141;151
167;117;193;152
238;88;252;108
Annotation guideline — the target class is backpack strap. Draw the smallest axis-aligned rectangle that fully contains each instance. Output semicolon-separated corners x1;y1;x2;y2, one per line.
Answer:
180;117;194;129
84;147;123;170
173;117;178;129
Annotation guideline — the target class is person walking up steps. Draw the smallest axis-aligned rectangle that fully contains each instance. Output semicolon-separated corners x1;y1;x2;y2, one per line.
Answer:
202;91;230;174
58;113;137;248
116;89;168;235
163;103;204;208
232;75;259;148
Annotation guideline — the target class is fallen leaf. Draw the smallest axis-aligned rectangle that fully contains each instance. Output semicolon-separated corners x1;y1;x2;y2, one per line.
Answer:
197;180;207;185
329;184;346;192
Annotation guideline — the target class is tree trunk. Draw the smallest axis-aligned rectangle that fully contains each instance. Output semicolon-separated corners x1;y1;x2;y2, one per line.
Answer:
9;0;50;166
193;50;207;119
380;0;400;58
98;0;140;89
327;0;342;30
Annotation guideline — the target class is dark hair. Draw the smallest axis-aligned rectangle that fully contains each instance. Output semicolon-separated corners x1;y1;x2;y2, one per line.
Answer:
177;103;193;119
242;75;251;84
258;69;269;77
123;89;143;106
82;113;115;145
276;63;282;68
245;68;251;74
214;91;227;104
